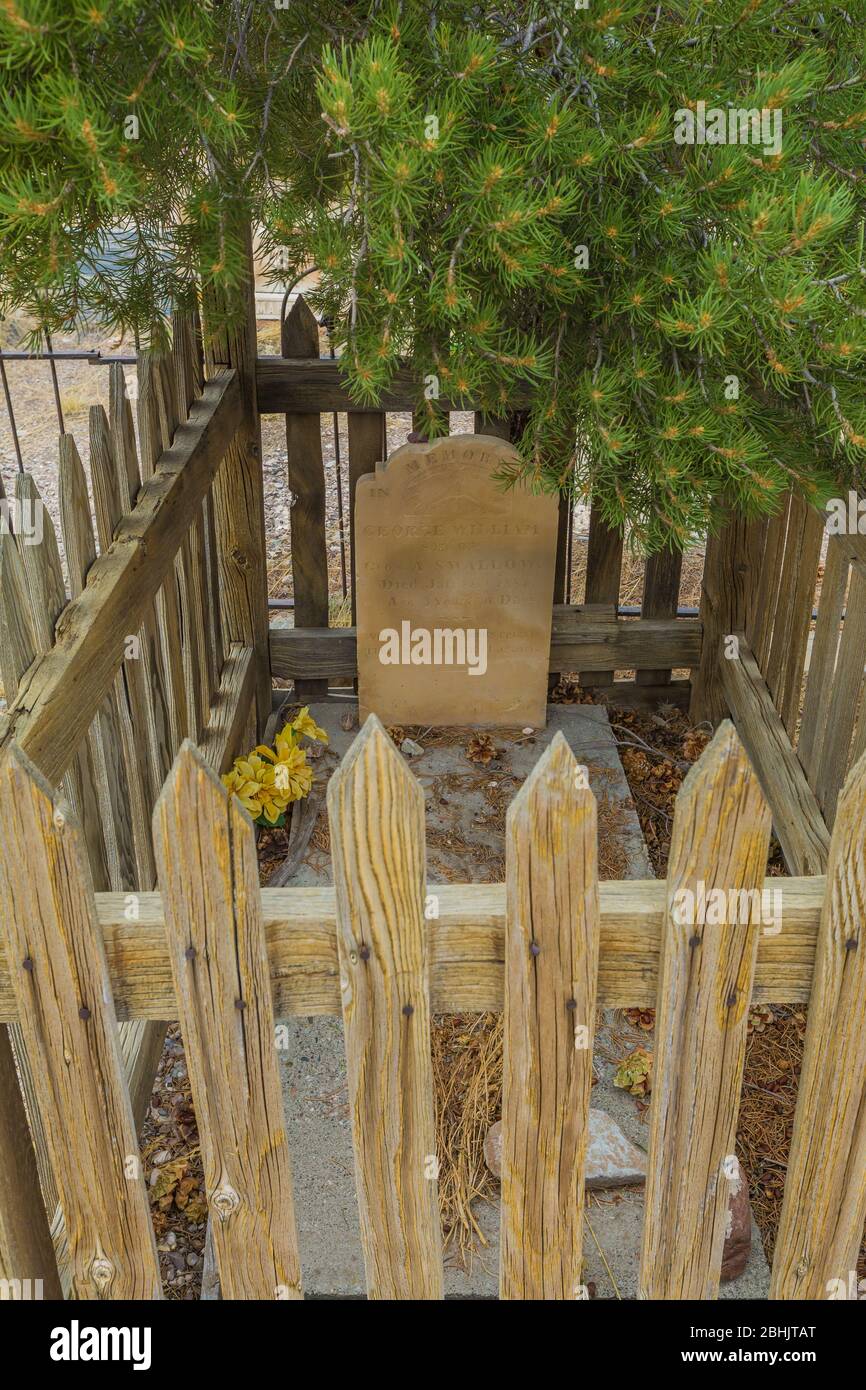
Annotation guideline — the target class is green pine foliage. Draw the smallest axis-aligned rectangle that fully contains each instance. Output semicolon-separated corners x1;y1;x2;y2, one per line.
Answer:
1;1;865;548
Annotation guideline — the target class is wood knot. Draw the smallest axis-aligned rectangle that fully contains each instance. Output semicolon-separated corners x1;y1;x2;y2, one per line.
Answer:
90;1257;114;1290
212;1184;240;1220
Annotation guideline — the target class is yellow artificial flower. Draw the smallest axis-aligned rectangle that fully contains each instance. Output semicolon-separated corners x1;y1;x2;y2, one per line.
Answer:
222;717;319;826
288;706;329;744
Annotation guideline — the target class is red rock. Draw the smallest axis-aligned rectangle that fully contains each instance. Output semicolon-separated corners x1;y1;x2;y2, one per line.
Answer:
721;1171;752;1282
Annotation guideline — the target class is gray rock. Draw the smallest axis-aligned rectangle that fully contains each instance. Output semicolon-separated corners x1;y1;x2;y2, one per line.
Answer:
484;1109;647;1189
400;737;424;757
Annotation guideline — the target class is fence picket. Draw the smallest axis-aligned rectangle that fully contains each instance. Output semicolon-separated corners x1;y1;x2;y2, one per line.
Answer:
639;721;771;1299
798;534;848;787
0;527;36;698
580;505;622;688
59;435;137;892
0;745;161;1299
327;715;443;1299
500;731;599;1300
153;743;303;1300
283;296;329;701
814;560;866;826
13;471;110;891
100;380;171;818
770;748;866;1299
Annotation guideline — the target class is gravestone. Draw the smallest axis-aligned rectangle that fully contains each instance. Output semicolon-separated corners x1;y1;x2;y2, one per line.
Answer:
356;433;559;727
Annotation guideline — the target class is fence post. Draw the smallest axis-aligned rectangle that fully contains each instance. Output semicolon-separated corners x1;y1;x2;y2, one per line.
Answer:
501;731;599;1300
282;296;329;701
769;748;866;1299
690;512;765;724
0;1025;62;1301
327;715;443;1299
580;504;622;689
0;745;161;1299
153;743;303;1300
639;721;771;1299
638;547;684;686
202;221;271;733
347;414;386;623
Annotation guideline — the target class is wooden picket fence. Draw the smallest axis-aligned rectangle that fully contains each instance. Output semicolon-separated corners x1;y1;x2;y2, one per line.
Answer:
0;308;263;1289
1;713;864;1300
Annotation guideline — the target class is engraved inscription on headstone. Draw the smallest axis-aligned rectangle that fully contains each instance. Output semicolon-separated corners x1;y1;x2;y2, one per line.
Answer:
356;434;559;727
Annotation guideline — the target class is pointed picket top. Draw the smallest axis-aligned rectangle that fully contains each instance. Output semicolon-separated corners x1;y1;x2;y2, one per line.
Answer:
152;738;303;1301
108;360;140;512
0;526;36;698
326;710;426;826
0;739;161;1299
501;728;599;1300
664;717;772;962
326;710;442;1299
770;741;866;1298
640;717;772;1301
13;469;66;652
88;403;122;550
507;728;596;834
59;434;97;596
153;736;247;844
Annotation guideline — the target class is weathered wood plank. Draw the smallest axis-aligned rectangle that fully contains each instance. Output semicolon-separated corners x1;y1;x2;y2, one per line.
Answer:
203;223;271;731
283;297;329;701
638;547;684;684
197;643;256;775
776;503;824;737
257;357;532;414
269;614;701;681
750;500;788;668
639;721;771;1299
720;637;830;875
13;470;110;891
0;745;161;1299
59;434;137;893
347;412;385;625
0;369;241;785
109;362;141;514
0;527;36;700
0;875;828;1024
580;507;623;687
102;376;172;807
690;512;766;724
327;716;443;1299
798;534;848;788
0;1023;63;1300
153;744;303;1300
500;733;598;1300
814;560;866;827
770;749;866;1298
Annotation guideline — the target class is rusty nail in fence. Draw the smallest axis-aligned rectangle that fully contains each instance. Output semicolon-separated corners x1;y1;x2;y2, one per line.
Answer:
78;1006;91;1021
529;942;541;957
235;998;247;1011
402;1003;414;1017
185;946;197;961
846;937;858;951
566;998;577;1011
359;944;370;961
22;957;34;972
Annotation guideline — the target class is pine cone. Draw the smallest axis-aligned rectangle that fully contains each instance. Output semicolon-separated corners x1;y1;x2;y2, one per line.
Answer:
466;732;499;765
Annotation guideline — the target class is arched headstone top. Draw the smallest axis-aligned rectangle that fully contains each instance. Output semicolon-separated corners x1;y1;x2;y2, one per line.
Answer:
356;433;559;727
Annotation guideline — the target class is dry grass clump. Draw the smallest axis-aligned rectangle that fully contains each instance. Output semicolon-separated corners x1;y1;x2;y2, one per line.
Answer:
432;1012;503;1262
